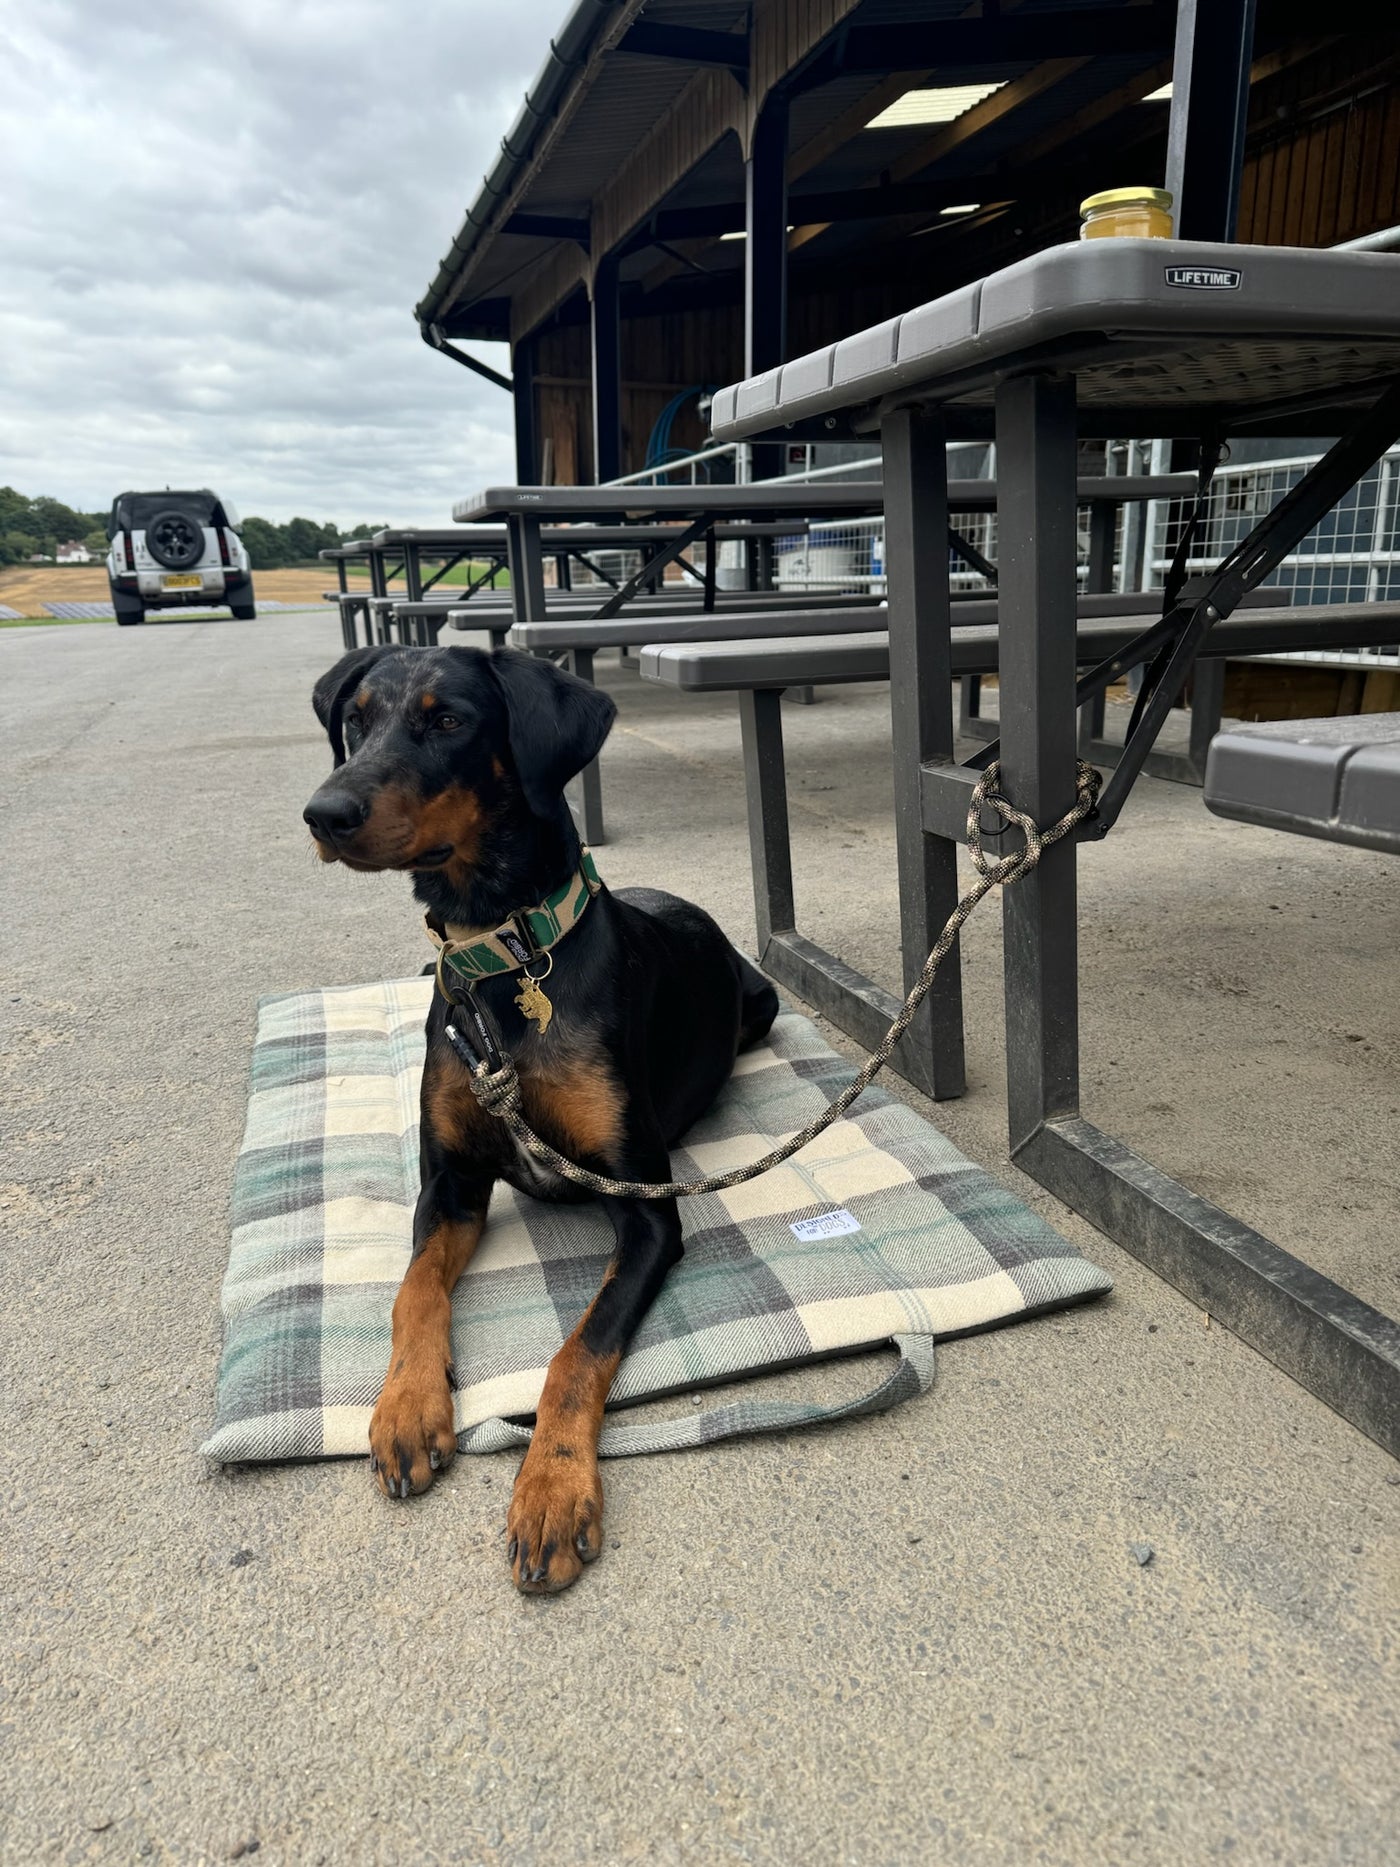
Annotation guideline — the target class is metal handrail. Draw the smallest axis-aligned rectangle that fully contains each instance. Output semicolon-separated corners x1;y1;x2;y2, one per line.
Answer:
606;442;742;487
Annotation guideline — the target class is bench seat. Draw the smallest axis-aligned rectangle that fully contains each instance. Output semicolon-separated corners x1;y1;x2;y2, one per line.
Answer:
639;602;1400;692
505;589;1265;655
1204;712;1400;854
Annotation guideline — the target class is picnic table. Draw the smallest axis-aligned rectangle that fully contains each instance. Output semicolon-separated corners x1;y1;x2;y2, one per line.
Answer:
710;236;1400;1457
450;477;1196;625
324;524;803;604
323;519;860;653
450;484;889;625
445;475;1195;841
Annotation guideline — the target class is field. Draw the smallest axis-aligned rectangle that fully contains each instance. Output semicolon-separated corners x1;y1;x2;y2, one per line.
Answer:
0;563;336;620
0;560;508;622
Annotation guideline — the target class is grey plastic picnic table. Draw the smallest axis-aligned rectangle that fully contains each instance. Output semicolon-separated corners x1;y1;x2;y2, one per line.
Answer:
450;483;889;631
710;236;1400;1459
370;521;816;603
446;471;1196;838
324;522;819;624
450;476;1195;627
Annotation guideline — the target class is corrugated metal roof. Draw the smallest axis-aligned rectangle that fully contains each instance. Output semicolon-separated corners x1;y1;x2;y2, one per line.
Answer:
417;0;1170;340
526;58;705;213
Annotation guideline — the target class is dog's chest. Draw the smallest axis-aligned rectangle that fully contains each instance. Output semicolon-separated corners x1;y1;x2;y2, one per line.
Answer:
468;1040;624;1204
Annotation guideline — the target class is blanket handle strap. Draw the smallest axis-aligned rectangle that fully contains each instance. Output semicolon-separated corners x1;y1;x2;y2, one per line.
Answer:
457;1334;935;1459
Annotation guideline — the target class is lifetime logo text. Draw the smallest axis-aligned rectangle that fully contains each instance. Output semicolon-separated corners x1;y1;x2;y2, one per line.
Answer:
1164;266;1242;290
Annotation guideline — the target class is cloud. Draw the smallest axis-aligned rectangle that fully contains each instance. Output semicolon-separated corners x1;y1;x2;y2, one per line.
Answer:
2;0;567;523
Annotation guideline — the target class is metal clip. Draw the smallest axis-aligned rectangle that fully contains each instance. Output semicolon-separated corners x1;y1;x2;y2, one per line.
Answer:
445;992;505;1074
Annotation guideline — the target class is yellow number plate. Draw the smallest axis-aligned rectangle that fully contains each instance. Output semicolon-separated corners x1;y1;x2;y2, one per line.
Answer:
161;573;202;589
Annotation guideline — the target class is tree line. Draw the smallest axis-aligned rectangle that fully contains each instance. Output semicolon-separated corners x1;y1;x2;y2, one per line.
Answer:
0;487;386;570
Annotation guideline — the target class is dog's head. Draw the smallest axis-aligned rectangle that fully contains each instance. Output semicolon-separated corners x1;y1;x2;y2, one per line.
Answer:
303;645;615;890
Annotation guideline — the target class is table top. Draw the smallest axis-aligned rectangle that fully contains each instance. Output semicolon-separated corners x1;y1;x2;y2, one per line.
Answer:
710;240;1400;442
452;483;886;523
369;522;813;549
381;591;878;619
451;475;1195;527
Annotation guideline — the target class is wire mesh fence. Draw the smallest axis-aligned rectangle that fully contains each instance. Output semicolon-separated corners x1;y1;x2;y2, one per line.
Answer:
1146;449;1400;602
1144;447;1400;670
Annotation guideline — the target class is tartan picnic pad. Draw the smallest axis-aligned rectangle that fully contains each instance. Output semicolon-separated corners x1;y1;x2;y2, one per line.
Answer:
202;977;1111;1464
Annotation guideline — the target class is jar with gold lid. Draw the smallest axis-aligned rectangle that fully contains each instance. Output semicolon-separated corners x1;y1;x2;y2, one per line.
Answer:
1079;188;1174;240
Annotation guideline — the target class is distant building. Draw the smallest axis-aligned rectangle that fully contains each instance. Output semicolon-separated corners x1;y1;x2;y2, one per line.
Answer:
55;540;93;563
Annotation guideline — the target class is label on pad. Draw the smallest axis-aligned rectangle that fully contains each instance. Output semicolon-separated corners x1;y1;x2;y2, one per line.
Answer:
790;1209;862;1241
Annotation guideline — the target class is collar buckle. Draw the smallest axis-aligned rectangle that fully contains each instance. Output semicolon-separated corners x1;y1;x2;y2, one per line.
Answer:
509;910;543;963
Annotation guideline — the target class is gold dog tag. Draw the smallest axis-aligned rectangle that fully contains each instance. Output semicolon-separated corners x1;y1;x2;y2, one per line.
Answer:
515;973;553;1036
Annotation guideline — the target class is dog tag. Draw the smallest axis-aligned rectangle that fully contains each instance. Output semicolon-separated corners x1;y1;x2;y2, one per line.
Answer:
515;973;553;1036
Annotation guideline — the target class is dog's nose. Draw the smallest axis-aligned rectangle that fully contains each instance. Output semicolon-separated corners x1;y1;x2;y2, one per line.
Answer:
304;793;370;840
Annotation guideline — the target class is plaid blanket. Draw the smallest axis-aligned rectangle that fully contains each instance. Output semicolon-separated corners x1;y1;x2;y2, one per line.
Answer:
202;978;1110;1463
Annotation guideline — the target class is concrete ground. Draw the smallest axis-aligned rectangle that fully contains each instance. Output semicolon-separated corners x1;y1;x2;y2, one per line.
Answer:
2;611;1397;1867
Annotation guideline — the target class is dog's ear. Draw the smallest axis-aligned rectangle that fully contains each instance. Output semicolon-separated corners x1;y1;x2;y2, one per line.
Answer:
312;647;393;766
488;649;617;817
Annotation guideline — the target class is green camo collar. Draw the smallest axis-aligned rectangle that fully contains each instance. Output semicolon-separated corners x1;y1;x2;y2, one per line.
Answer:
426;848;603;995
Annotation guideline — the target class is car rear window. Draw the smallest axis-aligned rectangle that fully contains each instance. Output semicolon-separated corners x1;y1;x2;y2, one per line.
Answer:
114;491;219;531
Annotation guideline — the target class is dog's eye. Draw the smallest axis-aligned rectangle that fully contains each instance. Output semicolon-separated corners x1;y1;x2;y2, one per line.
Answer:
344;714;364;747
433;714;460;732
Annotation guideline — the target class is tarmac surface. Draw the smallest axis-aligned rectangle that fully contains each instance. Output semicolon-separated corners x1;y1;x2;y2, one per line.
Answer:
2;611;1398;1866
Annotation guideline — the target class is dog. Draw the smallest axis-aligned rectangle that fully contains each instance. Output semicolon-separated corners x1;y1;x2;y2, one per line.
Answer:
304;644;777;1592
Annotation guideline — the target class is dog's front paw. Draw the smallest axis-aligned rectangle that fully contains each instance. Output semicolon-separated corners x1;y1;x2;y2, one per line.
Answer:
369;1359;457;1499
507;1447;604;1593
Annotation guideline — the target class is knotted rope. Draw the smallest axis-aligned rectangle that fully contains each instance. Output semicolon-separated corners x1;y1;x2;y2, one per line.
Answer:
453;760;1101;1200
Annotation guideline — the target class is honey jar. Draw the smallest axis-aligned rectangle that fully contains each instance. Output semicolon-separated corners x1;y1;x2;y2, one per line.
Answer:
1079;188;1174;240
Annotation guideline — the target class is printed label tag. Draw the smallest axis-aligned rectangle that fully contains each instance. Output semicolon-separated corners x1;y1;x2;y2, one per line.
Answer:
1164;265;1242;290
790;1209;862;1241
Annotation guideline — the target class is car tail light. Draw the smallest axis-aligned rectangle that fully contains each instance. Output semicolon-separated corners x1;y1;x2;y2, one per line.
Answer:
216;527;232;566
121;529;134;570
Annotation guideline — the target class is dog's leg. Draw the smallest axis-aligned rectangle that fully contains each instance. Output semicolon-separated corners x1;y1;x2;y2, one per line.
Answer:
508;1153;682;1594
370;1163;492;1498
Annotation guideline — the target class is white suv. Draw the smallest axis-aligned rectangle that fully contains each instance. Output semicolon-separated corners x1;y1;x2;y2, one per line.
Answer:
105;489;256;625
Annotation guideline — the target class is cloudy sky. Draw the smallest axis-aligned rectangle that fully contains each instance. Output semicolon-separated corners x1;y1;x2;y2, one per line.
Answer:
4;0;570;525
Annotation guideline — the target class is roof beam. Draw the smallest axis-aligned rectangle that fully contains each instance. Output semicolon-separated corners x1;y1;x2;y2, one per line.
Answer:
624;174;1047;248
617;23;749;71
888;57;1088;183
791;5;1175;87
503;214;591;245
788;71;930;181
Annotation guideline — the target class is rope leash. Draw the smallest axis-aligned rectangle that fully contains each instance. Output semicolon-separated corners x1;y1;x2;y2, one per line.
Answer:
453;760;1102;1200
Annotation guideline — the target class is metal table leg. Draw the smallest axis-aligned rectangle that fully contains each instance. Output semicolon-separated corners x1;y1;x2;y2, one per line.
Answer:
960;674;998;743
506;516;548;624
567;647;606;845
991;372;1400;1460
729;412;965;1101
995;373;1083;1147
884;407;966;1101
736;689;930;1085
737;689;795;953
1076;500;1115;754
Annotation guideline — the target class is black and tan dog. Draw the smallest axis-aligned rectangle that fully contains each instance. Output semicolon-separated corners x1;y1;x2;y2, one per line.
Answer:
304;644;777;1593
